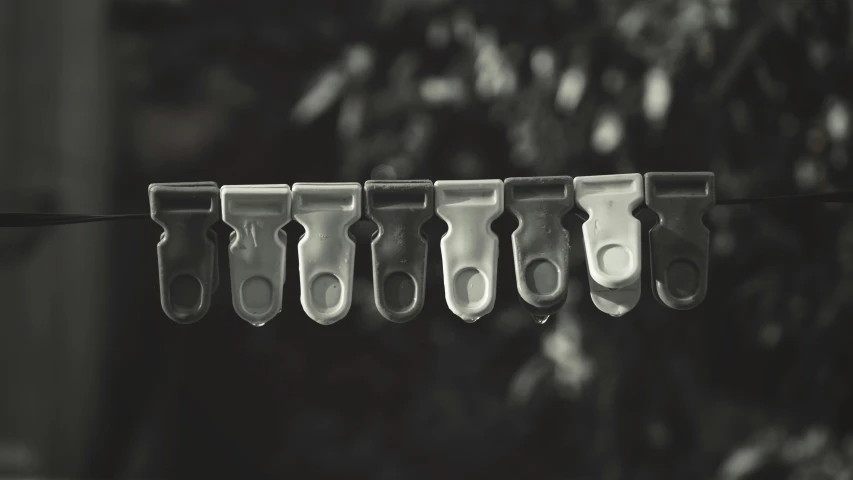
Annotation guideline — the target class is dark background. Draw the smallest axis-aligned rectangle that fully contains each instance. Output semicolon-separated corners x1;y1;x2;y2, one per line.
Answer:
2;0;853;478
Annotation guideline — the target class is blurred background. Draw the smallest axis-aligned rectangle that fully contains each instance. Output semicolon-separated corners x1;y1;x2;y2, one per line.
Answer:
2;0;853;478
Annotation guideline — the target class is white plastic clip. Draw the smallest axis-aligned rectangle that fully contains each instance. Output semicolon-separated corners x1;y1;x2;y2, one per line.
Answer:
292;183;362;325
434;180;504;322
573;174;644;316
221;185;291;326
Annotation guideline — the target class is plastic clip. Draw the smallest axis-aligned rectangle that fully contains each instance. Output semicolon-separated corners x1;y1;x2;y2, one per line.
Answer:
574;174;644;317
149;182;220;324
505;176;573;322
292;183;362;325
434;180;503;322
364;180;434;323
221;184;291;326
645;172;715;310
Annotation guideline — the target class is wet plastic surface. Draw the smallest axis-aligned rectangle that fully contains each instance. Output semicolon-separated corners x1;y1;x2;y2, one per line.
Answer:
645;172;715;310
148;181;220;324
292;183;362;325
434;179;504;322
505;176;574;320
574;174;644;317
364;180;434;323
221;184;292;326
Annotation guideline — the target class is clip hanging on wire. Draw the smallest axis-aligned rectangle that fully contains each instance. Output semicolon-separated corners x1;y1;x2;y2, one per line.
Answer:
220;185;291;326
435;180;504;322
574;174;644;317
505;176;574;323
645;172;715;310
292;183;362;325
149;182;220;324
364;180;434;323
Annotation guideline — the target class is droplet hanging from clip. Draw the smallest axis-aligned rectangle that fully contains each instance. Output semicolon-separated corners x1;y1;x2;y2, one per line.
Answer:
364;180;434;323
221;184;291;326
645;172;715;310
149;182;221;324
434;180;504;322
292;183;362;325
574;174;644;317
504;176;574;323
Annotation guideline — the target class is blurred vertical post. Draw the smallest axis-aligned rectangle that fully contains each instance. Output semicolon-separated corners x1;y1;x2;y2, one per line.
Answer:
0;0;110;477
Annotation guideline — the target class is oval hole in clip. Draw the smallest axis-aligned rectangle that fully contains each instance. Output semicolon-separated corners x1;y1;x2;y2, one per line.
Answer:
665;260;700;299
240;276;274;314
383;272;417;313
310;273;343;314
524;259;559;296
169;274;202;314
596;244;633;278
454;268;487;308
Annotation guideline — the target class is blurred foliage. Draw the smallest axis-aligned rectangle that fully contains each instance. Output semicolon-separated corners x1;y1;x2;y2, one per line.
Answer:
104;0;853;479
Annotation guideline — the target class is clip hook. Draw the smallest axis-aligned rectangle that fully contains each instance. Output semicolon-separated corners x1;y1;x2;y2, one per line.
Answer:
434;180;504;322
149;182;220;324
574;174;644;317
645;172;715;310
221;185;291;326
292;183;362;325
505;176;573;321
364;180;434;323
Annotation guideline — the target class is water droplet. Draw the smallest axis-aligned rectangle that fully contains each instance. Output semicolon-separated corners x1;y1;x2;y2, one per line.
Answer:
532;314;550;324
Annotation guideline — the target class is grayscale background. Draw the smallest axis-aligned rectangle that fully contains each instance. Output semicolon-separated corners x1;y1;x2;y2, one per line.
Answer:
1;0;853;478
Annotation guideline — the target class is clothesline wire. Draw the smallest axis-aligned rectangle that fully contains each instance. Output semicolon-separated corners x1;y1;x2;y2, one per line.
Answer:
1;190;852;227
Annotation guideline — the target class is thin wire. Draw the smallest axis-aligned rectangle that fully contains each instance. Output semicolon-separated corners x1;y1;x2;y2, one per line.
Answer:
1;191;852;227
716;191;853;205
0;213;149;227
